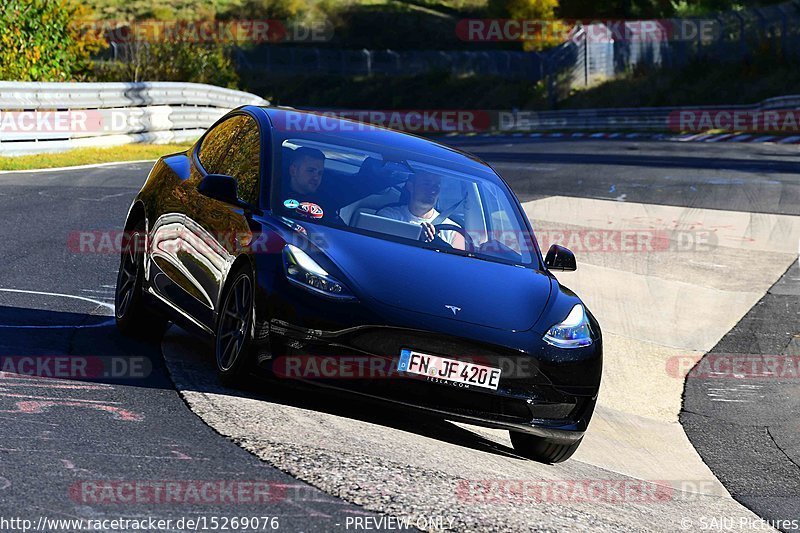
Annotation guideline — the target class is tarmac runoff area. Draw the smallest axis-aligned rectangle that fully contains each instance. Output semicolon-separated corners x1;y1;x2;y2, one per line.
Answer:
163;195;800;532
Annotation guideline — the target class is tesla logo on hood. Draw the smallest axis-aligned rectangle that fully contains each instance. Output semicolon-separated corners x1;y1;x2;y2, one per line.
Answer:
444;305;461;315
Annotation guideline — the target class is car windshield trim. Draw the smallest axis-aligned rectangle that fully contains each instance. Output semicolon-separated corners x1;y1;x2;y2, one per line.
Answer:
272;131;496;179
271;133;541;269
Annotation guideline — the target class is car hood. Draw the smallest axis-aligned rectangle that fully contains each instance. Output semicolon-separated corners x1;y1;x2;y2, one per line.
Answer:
309;225;553;331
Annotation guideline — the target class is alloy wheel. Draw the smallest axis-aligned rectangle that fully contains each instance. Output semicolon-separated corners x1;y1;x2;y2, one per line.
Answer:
115;231;141;319
216;274;253;372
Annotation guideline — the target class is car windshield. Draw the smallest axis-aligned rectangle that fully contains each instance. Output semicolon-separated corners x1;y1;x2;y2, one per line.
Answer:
271;133;539;267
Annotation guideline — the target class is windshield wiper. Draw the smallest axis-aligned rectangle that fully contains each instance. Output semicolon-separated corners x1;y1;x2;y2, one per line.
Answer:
429;245;524;267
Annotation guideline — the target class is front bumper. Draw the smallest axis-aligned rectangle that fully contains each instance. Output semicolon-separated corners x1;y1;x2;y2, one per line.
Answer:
265;320;600;442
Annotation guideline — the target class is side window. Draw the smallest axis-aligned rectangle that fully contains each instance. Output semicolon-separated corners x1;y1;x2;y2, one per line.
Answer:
198;115;261;205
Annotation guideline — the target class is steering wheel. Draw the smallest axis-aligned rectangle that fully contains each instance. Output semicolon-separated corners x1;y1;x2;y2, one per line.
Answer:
432;223;475;252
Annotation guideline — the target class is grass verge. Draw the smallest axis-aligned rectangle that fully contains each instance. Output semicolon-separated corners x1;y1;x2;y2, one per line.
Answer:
0;143;194;171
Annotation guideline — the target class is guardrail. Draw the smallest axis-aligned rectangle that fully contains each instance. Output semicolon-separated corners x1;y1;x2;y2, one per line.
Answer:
303;95;800;135
496;95;800;132
0;82;268;156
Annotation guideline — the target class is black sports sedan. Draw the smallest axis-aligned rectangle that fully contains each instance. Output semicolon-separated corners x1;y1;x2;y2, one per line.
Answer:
114;106;602;463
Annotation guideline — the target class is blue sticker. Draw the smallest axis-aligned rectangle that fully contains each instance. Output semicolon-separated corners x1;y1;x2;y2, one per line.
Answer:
284;199;300;209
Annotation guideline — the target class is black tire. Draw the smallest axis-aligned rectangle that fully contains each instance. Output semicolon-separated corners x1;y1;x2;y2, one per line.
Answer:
510;431;583;463
114;221;168;338
215;266;256;387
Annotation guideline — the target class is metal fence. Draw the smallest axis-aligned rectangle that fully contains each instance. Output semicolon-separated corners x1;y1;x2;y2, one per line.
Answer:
235;46;543;81
0;82;267;156
234;0;800;101
544;0;800;101
98;1;800;102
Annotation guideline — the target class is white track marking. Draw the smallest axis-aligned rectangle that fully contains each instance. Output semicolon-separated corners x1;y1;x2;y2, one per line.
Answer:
0;159;156;176
0;288;115;328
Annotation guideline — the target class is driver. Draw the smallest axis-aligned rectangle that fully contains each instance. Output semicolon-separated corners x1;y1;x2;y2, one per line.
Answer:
281;146;338;221
287;146;325;198
376;171;465;250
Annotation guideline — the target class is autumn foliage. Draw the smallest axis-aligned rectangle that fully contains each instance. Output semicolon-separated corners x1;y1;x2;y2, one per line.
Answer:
0;0;105;81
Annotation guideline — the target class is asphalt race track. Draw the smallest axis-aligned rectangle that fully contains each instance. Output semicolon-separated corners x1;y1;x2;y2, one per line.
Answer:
0;162;384;532
1;139;798;532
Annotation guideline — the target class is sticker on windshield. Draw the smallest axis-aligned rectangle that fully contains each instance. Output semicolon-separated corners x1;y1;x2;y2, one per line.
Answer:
284;199;300;209
296;202;324;219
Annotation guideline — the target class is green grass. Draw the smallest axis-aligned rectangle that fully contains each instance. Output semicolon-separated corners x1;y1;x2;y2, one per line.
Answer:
0;143;193;171
85;0;236;20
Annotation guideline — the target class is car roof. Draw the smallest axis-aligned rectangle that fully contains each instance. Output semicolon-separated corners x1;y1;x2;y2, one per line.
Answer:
256;106;499;178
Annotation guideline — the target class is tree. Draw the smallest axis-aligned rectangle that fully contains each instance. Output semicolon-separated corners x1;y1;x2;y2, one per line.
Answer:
500;0;560;19
558;0;673;18
0;0;105;81
487;0;563;50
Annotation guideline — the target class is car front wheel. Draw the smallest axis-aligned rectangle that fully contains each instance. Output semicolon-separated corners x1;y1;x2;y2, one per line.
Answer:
215;267;255;387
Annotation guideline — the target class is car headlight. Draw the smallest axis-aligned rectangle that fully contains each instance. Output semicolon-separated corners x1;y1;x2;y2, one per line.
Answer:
543;304;593;348
282;244;355;300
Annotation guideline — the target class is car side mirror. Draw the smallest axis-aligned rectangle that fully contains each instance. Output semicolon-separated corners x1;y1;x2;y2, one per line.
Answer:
198;174;241;206
545;244;577;271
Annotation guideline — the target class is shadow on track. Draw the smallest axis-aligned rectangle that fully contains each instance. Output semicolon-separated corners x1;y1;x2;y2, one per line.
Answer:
0;302;523;461
0;304;172;389
166;329;525;461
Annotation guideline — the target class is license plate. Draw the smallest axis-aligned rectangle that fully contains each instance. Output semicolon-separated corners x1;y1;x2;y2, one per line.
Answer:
397;348;501;390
